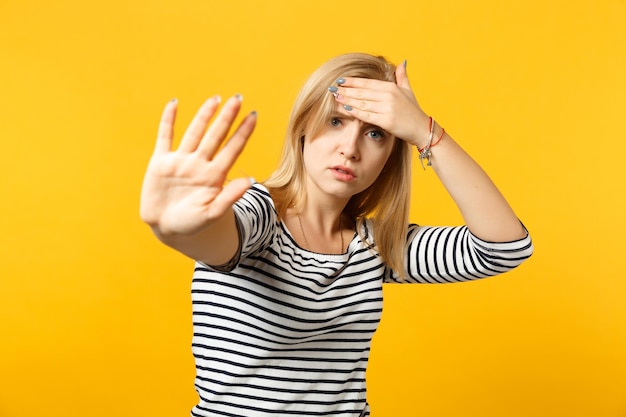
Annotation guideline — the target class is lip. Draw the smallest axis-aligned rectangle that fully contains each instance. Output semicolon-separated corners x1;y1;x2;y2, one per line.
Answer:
331;165;356;181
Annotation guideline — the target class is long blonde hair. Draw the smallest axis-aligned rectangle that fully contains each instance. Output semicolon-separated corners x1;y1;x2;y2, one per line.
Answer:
264;53;412;278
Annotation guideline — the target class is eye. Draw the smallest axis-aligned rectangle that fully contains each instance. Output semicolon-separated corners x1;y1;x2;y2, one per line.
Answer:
367;129;386;141
330;117;342;127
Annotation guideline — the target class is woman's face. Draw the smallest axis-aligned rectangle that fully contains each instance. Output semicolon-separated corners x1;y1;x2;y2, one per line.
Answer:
302;103;396;203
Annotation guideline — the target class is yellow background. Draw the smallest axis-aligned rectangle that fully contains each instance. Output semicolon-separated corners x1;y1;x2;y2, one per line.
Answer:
1;0;625;416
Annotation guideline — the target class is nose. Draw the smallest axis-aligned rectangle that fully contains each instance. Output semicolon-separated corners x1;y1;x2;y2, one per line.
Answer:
339;124;360;160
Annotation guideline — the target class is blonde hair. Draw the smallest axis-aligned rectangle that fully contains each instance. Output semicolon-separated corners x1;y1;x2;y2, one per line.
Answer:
264;53;412;278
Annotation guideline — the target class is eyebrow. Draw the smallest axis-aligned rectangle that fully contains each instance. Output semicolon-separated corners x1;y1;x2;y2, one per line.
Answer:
330;110;354;120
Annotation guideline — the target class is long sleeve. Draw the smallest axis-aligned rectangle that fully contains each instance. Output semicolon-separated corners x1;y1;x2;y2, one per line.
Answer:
385;224;533;284
198;183;278;271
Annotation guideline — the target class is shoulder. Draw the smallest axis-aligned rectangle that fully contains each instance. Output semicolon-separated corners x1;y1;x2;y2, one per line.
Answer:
244;182;274;204
235;183;277;214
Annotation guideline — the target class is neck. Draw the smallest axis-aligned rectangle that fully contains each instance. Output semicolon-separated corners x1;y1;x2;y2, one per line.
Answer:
293;210;348;254
297;214;345;253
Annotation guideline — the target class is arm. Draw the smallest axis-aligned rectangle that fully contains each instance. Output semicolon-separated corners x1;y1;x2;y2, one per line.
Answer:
139;95;257;264
385;224;533;284
423;128;527;242
331;63;526;242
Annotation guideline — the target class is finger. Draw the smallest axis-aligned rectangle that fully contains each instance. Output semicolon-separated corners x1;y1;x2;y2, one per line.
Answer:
178;95;222;153
212;110;257;172
335;77;390;90
334;86;384;103
336;95;386;114
154;99;178;154
332;85;389;116
330;87;385;116
340;104;377;125
197;94;244;159
206;177;253;219
395;60;412;90
330;79;392;112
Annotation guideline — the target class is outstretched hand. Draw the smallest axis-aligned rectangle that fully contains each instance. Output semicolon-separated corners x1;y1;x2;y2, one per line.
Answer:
140;95;256;237
331;62;431;148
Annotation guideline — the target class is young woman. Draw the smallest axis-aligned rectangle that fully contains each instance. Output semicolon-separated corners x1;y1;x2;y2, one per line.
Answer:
140;53;533;417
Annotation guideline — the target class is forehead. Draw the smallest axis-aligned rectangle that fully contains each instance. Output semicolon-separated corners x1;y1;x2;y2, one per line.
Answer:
332;102;354;118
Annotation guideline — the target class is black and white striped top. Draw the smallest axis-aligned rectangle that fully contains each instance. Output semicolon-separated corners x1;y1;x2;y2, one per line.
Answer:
190;184;533;417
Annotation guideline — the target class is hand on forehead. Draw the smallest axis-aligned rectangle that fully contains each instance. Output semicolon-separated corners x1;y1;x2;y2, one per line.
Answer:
327;70;422;144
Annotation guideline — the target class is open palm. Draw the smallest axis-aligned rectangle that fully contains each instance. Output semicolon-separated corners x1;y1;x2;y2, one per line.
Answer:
140;95;256;237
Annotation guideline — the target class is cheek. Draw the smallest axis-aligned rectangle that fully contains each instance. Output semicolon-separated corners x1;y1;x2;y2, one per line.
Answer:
301;140;327;171
379;140;397;168
304;135;336;157
359;155;389;187
369;142;395;168
366;147;395;181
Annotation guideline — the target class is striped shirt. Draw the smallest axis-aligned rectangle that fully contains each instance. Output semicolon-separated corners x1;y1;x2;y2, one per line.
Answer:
190;184;533;417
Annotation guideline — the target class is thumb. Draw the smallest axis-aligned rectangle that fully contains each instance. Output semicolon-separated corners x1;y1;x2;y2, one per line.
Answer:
395;60;412;90
207;177;254;218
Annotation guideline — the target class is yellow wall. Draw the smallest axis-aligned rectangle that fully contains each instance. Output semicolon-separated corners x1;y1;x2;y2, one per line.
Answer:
1;0;625;416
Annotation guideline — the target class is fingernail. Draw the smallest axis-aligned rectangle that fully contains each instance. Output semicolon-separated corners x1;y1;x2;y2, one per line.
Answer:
214;95;222;103
250;110;258;116
343;104;353;111
328;86;338;93
336;78;346;85
403;59;407;68
170;98;178;104
235;93;243;101
248;177;256;186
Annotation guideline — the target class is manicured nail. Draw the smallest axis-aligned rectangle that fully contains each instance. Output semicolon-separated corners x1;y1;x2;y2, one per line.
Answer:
235;93;243;101
170;98;178;104
250;110;258;116
214;95;222;103
248;177;256;186
328;86;338;93
343;104;353;111
403;59;407;68
336;78;346;85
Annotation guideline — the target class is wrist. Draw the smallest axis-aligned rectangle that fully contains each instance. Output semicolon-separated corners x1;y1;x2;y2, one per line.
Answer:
417;117;446;170
412;113;432;149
